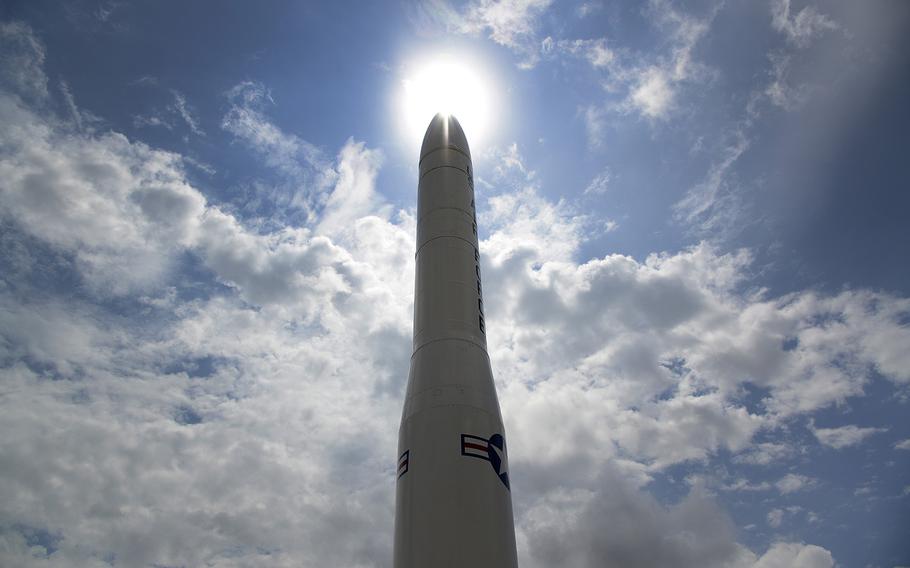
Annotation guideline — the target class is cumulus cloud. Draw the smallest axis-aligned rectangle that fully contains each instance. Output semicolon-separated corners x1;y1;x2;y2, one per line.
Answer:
0;91;206;294
0;66;408;568
749;542;834;568
776;473;817;494
2;22;900;568
810;422;887;449
767;508;785;528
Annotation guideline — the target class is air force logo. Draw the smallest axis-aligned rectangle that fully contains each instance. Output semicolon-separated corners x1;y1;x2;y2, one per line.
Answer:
461;433;511;490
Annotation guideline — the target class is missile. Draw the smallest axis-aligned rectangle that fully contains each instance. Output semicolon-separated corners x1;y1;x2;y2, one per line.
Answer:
393;114;519;568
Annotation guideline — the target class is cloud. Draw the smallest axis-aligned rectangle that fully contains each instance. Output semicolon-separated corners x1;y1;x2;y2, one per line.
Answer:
749;542;834;568
770;0;838;48
521;476;748;567
414;0;553;68
520;473;835;568
723;478;772;492
0;71;408;567
764;52;810;111
0;22;897;568
550;38;615;68
581;104;608;148
895;439;910;451
810;422;887;449
554;1;719;126
315;139;389;239
767;508;785;528
0;21;48;100
629;66;675;119
673;128;750;237
733;442;795;466
169;90;204;136
222;81;336;218
776;473;817;494
618;0;717;120
0;91;206;294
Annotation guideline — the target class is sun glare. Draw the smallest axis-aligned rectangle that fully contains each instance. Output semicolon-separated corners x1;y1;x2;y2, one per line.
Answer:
399;54;497;152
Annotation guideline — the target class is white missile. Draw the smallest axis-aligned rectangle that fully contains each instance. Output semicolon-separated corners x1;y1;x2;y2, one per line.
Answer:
394;114;519;568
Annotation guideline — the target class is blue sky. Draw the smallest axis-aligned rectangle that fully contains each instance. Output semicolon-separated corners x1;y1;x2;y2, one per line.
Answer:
0;1;908;567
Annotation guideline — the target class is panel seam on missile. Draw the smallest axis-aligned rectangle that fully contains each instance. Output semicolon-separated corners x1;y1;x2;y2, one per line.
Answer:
418;144;470;165
415;206;474;227
414;234;477;258
401;404;500;424
418;164;469;181
411;336;489;359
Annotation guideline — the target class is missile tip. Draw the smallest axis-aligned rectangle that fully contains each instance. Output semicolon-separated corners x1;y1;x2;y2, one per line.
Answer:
420;113;470;161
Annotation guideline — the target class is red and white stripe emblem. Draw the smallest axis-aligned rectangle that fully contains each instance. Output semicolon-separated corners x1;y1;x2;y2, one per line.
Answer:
461;434;489;459
397;450;409;479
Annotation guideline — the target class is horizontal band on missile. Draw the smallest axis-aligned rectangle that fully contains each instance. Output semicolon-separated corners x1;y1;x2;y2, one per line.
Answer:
401;402;501;426
414;234;477;259
418;144;470;166
411;335;490;360
415;206;474;228
418;163;470;181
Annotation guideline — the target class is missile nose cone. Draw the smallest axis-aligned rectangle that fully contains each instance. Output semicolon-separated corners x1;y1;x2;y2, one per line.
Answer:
420;113;471;162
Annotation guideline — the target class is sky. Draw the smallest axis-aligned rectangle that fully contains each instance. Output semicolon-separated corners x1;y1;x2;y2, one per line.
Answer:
0;0;908;567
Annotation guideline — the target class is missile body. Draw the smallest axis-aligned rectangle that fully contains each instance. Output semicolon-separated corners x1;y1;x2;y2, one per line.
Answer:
393;114;518;568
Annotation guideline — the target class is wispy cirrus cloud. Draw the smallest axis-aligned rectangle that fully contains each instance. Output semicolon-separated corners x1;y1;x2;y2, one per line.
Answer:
770;0;838;48
413;0;553;68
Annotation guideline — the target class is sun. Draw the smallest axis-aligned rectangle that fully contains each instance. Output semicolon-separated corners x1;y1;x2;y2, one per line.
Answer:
398;53;497;152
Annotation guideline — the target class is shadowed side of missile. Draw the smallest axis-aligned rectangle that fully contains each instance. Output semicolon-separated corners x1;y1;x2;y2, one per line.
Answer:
393;114;518;568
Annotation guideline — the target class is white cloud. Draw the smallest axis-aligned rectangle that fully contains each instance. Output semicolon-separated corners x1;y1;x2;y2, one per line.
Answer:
0;92;206;294
749;542;834;568
554;38;615;68
222;81;336;218
617;0;717;120
0;23;896;568
770;0;838;48
584;168;611;195
576;2;601;18
629;66;674;119
169;89;204;136
776;473;817;494
582;104;608;148
0;21;48;100
734;442;794;466
767;508;785;528
811;422;887;449
724;478;772;492
764;53;810;111
415;0;553;68
315;139;389;239
673;128;750;237
895;439;910;451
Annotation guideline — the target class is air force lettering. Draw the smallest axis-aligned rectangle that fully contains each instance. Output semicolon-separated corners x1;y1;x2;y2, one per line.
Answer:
393;114;519;568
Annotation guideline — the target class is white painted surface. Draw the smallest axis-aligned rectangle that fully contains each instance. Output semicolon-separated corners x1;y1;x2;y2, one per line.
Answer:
394;114;518;568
